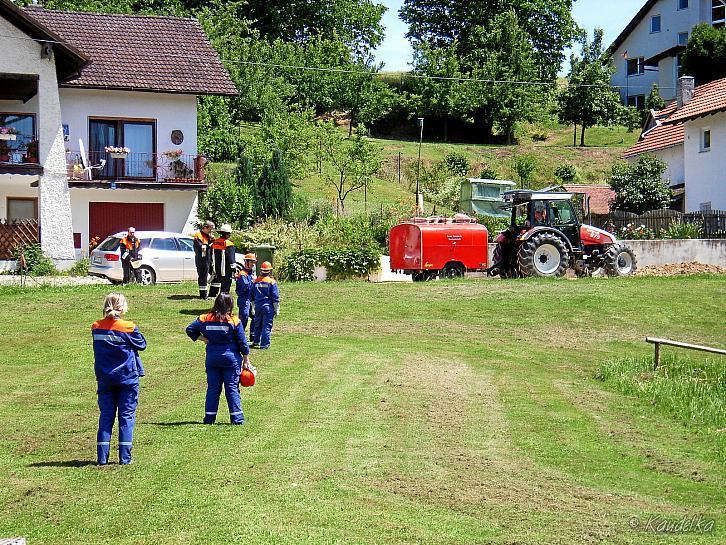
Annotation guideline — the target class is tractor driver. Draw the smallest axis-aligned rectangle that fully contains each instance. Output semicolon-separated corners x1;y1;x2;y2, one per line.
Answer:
533;204;548;226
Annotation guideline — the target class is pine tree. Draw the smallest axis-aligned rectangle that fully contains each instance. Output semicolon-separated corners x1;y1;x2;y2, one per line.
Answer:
255;149;292;219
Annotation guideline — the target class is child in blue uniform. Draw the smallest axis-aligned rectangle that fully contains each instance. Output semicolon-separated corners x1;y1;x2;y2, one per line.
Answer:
251;261;279;350
186;293;251;424
92;293;147;465
235;253;257;335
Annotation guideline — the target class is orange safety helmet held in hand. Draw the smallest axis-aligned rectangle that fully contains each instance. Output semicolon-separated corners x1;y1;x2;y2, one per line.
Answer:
260;261;273;272
240;368;255;387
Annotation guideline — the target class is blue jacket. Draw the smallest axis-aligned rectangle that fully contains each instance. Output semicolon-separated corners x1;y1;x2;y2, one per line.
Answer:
186;313;249;368
235;270;254;310
251;276;279;308
92;317;147;385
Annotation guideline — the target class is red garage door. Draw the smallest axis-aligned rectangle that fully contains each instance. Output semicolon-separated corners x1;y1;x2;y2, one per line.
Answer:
89;202;164;242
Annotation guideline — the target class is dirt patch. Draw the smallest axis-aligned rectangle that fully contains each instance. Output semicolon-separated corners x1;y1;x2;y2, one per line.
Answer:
635;262;726;277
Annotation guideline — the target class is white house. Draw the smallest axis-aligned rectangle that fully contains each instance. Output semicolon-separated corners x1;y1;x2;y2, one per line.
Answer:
623;75;725;212
605;0;724;107
0;1;236;268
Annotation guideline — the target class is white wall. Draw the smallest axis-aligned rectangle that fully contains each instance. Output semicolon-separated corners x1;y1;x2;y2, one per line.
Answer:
684;111;726;211
611;0;711;102
69;188;199;254
59;89;198;157
0;15;75;267
654;144;685;185
0;174;38;217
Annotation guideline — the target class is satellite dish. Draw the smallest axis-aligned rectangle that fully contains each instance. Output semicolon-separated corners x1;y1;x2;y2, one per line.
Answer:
79;138;89;169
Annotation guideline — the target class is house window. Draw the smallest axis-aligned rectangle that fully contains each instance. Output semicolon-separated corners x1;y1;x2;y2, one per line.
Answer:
651;15;662;33
89;119;156;179
676;53;685;78
678;32;689;46
678;0;689;10
714;0;726;27
7;197;38;221
702;129;711;151
627;95;646;110
627;57;645;76
0;113;37;164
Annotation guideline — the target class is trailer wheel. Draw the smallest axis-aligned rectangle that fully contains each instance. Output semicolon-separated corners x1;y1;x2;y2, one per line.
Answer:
442;262;465;279
517;233;569;277
604;244;637;277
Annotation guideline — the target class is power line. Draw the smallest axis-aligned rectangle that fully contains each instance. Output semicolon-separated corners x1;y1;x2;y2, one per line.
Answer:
0;31;677;90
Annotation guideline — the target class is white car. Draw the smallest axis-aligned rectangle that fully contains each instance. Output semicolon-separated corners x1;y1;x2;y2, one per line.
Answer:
89;231;207;285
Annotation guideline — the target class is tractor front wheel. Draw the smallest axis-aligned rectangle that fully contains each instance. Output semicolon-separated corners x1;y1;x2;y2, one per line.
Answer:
517;233;569;277
604;244;637;277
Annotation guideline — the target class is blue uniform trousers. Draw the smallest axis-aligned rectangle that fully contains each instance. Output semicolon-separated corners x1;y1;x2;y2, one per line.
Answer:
238;301;251;335
97;382;139;465
204;365;244;424
252;305;274;349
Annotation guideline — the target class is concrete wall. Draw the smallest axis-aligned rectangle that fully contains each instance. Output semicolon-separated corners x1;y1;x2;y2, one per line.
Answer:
69;187;198;255
0;15;75;268
684;111;726;212
59;89;198;157
611;0;711;102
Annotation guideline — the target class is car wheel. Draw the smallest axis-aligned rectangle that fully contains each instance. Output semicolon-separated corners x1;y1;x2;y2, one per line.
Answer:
137;266;156;286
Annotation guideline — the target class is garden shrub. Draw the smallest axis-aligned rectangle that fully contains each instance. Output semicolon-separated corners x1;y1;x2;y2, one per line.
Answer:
554;163;577;183
618;223;655;240
68;258;90;277
279;246;381;281
475;214;510;235
444;152;470;177
511;153;538;186
479;166;499;180
609;155;671;214
12;243;56;276
661;220;703;239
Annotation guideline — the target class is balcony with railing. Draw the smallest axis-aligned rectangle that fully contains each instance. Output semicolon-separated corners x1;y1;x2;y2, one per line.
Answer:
66;150;207;188
0;114;41;175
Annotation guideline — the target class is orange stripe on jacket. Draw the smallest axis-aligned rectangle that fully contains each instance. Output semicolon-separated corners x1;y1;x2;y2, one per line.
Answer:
198;313;240;326
255;276;276;284
92;317;137;333
211;239;234;250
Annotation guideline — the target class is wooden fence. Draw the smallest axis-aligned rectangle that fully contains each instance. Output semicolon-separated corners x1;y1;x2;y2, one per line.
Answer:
0;219;40;260
590;209;726;239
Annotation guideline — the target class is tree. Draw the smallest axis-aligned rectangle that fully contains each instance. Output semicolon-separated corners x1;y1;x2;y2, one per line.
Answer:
254;149;293;219
609;155;671;214
557;29;624;146
646;83;666;111
320;123;382;213
681;24;726;85
198;169;253;229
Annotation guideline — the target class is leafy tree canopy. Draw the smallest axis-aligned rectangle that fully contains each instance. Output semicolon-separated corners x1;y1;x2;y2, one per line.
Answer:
609;155;671;214
681;23;726;86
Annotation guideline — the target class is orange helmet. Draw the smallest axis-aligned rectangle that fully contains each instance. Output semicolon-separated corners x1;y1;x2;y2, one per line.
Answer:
260;261;273;272
243;253;257;262
240;368;255;387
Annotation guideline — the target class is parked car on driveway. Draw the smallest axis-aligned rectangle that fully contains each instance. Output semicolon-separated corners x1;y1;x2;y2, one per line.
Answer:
89;231;200;285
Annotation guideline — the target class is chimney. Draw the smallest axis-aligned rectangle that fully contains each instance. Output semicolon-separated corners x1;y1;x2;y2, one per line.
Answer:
677;76;695;108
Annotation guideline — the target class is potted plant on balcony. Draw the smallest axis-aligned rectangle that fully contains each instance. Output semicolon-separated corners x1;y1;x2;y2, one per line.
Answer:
105;145;130;159
163;149;192;179
0;127;18;141
23;139;39;164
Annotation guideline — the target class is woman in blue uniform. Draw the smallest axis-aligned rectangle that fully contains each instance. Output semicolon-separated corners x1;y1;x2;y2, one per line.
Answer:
91;293;147;465
251;261;280;350
186;293;251;424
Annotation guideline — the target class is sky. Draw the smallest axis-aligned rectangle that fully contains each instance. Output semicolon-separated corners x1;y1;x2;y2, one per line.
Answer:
374;0;645;73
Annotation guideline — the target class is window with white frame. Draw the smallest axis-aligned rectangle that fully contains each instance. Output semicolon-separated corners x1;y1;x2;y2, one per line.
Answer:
627;95;646;110
678;0;689;10
678;31;689;46
714;0;726;27
651;15;662;33
701;129;711;151
626;57;645;76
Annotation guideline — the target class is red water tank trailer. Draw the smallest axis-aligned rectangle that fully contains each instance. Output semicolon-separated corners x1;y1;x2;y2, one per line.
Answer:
389;216;489;280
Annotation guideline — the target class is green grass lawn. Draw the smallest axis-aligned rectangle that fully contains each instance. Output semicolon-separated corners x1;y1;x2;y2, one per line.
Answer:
1;276;724;544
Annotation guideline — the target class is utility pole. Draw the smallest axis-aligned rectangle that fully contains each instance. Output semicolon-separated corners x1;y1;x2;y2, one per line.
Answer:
416;117;424;215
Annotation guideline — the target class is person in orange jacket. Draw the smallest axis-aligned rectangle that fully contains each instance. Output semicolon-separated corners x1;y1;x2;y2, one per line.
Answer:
119;227;141;284
208;224;236;297
251;261;279;350
193;220;215;299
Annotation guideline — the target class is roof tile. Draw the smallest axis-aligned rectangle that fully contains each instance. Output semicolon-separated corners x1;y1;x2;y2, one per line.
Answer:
24;6;237;96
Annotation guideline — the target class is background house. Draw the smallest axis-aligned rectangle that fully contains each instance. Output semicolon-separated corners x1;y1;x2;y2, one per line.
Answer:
623;75;725;212
0;2;236;267
606;0;723;107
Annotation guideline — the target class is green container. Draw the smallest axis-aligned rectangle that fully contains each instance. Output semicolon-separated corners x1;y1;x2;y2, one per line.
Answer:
251;244;275;275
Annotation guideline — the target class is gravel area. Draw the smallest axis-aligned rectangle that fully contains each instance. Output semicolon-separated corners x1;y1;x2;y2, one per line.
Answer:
635;262;726;277
0;275;111;286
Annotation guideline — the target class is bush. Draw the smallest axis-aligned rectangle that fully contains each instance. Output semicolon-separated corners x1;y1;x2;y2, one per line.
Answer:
511;153;538;186
530;130;548;142
475;214;510;235
554;163;577;183
618;223;655;240
279;246;381;281
12;243;56;276
198;166;253;229
609;155;671;214
67;258;89;277
661;219;703;239
479;166;499;180
431;176;464;212
444;152;470;177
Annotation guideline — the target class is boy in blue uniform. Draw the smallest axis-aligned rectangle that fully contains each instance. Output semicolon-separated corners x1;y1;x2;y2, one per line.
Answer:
235;253;257;334
251;261;279;350
186;293;251;424
92;293;147;465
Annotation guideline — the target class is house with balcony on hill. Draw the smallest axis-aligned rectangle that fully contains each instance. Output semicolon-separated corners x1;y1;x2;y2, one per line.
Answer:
605;0;724;108
0;0;236;267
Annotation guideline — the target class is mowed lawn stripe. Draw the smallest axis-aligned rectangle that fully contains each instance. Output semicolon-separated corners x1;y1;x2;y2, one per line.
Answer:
0;276;724;544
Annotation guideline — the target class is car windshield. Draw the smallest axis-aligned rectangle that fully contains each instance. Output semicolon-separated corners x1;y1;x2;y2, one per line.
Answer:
97;237;120;251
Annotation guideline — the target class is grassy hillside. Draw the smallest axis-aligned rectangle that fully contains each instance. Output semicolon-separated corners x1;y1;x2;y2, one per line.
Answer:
0;275;723;544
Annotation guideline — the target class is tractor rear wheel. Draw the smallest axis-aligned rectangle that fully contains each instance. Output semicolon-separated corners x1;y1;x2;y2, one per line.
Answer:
604;244;637;276
493;243;518;278
517;233;569;277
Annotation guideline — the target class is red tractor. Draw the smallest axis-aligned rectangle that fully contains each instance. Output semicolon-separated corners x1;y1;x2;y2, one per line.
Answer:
489;189;637;278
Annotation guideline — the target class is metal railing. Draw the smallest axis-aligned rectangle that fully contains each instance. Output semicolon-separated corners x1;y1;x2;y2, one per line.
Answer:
65;151;206;183
0;133;39;165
